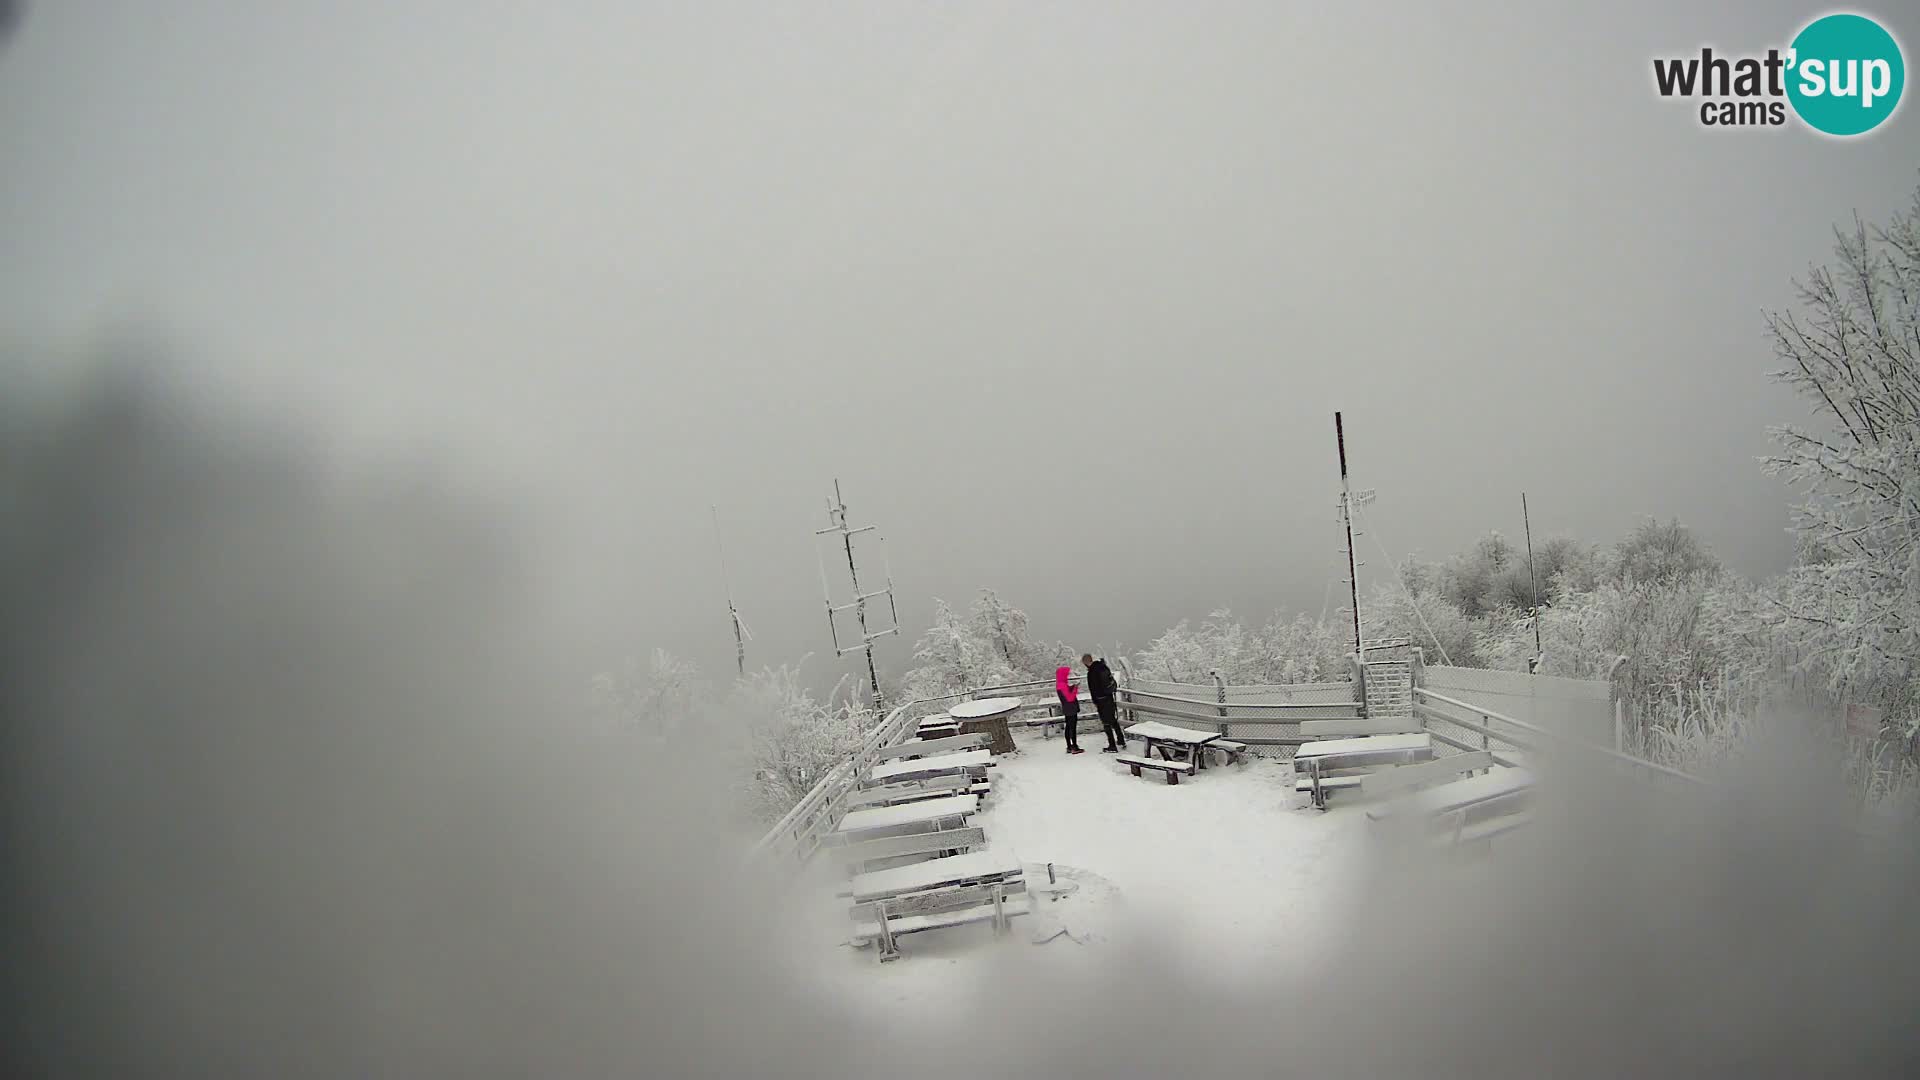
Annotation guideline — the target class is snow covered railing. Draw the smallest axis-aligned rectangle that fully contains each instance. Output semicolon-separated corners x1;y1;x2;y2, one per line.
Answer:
747;693;968;871
1413;687;1706;791
1119;688;1363;746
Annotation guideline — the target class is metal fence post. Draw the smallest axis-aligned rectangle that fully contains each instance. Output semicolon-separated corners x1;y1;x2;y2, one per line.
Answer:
1608;655;1631;754
1213;670;1229;737
1349;653;1368;719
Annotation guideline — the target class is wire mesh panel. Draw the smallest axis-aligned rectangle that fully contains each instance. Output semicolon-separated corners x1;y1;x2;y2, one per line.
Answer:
1128;679;1355;705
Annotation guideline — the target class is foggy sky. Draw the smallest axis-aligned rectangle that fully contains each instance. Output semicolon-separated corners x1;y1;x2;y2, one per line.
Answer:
4;1;1915;686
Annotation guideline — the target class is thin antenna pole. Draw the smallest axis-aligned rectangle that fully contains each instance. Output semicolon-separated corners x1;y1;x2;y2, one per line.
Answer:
881;536;901;631
1522;492;1542;670
1336;412;1362;656
712;506;746;677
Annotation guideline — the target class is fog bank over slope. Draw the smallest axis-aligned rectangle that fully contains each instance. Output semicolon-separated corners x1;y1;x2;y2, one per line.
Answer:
3;366;1915;1077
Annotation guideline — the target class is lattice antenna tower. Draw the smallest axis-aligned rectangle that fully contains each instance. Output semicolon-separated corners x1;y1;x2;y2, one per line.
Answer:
710;505;753;677
814;479;900;711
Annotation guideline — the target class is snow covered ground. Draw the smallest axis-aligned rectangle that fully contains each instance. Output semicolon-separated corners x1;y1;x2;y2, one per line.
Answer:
789;729;1374;1012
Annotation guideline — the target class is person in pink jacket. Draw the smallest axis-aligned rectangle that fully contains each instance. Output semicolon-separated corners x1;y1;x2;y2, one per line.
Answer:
1055;665;1084;754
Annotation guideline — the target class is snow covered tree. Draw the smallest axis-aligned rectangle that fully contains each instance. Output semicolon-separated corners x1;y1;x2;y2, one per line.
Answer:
1134;609;1353;685
900;598;1018;699
967;588;1029;667
1251;612;1353;684
1437;532;1517;617
1538;535;1603;598
966;588;1071;680
728;664;873;822
1135;610;1249;682
1760;182;1920;724
587;648;701;736
1609;517;1722;587
1362;583;1483;668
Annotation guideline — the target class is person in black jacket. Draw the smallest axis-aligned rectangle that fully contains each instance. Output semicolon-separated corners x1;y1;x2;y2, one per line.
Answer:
1082;653;1124;752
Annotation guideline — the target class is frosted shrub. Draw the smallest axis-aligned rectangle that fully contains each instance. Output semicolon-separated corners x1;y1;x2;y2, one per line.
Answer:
729;664;872;823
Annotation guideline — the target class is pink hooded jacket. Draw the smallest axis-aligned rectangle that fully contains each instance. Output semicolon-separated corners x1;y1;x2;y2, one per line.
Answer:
1055;665;1078;706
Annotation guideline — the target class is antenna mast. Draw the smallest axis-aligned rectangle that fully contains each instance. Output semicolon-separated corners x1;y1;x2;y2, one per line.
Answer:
711;505;751;677
1522;492;1543;673
814;479;899;711
1335;412;1362;656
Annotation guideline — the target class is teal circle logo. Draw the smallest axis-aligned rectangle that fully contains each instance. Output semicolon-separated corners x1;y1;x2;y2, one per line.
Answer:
1786;13;1905;136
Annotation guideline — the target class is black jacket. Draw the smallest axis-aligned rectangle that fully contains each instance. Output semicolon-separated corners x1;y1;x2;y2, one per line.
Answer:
1086;658;1118;700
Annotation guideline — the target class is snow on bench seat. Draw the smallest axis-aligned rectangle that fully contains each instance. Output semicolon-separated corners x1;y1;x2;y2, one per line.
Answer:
834;793;978;838
844;773;989;810
835;827;986;873
1292;774;1366;793
1439;810;1534;847
1117;753;1196;785
850;849;1023;904
1208;739;1249;764
850;895;1032;945
1366;768;1535;823
871;733;988;764
868;748;991;784
1294;732;1432;760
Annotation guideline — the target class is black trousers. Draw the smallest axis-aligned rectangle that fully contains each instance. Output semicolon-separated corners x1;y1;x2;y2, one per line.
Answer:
1094;696;1122;748
1062;703;1080;748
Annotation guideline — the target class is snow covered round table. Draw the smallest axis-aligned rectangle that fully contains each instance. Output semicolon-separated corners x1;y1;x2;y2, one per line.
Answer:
948;696;1022;755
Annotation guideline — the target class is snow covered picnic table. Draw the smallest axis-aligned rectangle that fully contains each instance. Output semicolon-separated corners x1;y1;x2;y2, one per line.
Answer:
1294;732;1432;762
948;696;1023;755
834;793;979;841
1294;732;1436;808
1125;721;1224;767
868;748;991;785
849;849;1023;904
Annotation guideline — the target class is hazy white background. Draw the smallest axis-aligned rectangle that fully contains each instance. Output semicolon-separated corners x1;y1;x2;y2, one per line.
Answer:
4;1;1915;684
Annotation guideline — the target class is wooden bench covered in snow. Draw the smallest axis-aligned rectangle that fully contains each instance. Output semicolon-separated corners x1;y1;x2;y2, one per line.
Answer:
1358;750;1495;799
1116;752;1196;785
1367;766;1536;849
871;732;988;765
865;748;992;786
843;772;989;811
832;793;978;843
916;717;960;740
851;880;1030;962
1208;738;1249;766
835;826;986;875
1013;701;1086;740
848;849;1023;905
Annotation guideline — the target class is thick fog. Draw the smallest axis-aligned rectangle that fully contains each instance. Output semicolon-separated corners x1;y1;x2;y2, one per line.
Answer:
5;370;1917;1077
4;4;1919;1072
4;2;1917;682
